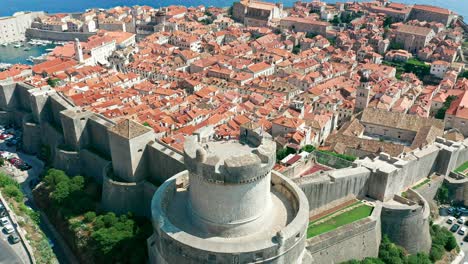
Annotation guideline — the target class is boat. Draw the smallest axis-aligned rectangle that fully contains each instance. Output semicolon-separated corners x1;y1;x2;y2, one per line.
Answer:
24;47;31;51
1;43;7;47
13;43;21;48
45;48;54;52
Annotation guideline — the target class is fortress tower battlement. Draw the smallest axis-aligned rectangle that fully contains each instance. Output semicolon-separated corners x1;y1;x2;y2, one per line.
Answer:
184;136;277;236
183;135;276;184
148;137;310;264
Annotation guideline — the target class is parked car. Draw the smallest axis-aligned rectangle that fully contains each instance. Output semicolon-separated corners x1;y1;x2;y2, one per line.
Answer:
0;217;9;226
6;139;17;147
448;207;455;215
447;216;456;224
0;134;11;140
459;227;467;235
8;157;20;165
458;217;466;224
451;224;460;232
3;224;14;234
8;233;20;244
18;163;31;171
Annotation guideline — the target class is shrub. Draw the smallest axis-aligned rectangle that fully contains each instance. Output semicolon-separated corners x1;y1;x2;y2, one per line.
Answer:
407;253;431;264
3;184;24;202
445;234;458;251
430;244;444;262
84;211;96;223
301;145;316;153
276;147;295;161
0;173;19;188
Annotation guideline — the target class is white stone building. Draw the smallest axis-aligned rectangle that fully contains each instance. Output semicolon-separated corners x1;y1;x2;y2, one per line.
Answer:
0;11;43;44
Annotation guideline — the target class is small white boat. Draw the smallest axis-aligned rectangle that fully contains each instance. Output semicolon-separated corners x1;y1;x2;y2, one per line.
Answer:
1;43;7;47
24;47;31;51
13;44;21;48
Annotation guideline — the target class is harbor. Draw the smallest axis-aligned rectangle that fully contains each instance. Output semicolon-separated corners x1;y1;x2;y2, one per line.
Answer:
0;40;65;66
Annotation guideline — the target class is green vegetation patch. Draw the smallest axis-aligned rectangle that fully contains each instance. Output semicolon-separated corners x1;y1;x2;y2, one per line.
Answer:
307;204;373;238
412;178;431;190
0;173;56;263
435;95;457;120
34;169;152;264
455;160;468;175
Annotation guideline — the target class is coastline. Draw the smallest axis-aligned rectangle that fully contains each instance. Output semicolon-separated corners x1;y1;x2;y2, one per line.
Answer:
2;0;466;19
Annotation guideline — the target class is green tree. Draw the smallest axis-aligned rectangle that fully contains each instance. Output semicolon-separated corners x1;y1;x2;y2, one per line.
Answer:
70;176;84;193
51;181;70;204
47;78;60;87
445;235;457;251
306;32;317;39
276;147;296;161
383;16;394;28
429;244;444;262
435;95;457;120
407;253;431;264
84;211;97;223
292;45;301;54
44;169;68;188
301;145;316;153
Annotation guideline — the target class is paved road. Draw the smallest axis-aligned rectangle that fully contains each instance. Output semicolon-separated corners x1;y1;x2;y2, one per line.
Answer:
0;140;70;263
0;236;22;264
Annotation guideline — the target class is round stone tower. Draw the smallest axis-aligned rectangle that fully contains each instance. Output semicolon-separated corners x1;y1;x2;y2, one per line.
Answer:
148;135;310;264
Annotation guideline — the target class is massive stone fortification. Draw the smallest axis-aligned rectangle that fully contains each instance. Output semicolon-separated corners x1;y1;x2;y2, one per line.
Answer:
0;81;185;218
3;81;468;263
148;135;310;264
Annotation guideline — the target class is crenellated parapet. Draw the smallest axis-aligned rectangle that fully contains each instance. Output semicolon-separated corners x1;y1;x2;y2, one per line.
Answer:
183;135;276;185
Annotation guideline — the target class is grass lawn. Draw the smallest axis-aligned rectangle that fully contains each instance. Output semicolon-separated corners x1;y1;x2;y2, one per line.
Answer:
307;204;373;238
413;178;431;190
455;161;468;175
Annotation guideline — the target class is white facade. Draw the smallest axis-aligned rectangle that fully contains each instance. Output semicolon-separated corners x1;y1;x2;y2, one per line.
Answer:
430;61;450;79
0;12;43;44
90;41;117;66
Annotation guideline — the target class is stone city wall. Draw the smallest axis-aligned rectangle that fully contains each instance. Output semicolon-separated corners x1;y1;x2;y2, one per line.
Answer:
380;190;432;254
0;82;177;216
146;141;186;185
25;28;95;42
295;167;370;214
306;203;382;263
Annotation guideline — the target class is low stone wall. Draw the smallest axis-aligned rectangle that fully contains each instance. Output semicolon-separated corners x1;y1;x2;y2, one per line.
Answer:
306;203;382;263
25;28;95;41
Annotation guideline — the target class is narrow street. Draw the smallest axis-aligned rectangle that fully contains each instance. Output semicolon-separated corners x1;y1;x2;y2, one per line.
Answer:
0;237;22;264
0;139;70;264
